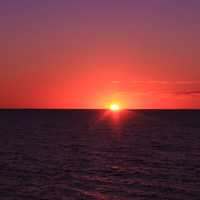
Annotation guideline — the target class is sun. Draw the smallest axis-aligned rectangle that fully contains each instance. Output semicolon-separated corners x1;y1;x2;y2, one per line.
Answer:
110;104;120;111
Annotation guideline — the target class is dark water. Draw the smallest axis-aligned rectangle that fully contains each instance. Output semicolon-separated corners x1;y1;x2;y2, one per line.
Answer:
0;110;200;200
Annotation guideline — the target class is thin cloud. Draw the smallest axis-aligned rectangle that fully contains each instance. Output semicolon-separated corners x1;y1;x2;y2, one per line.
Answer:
173;81;200;85
116;89;200;97
112;80;121;84
176;90;200;96
131;80;200;85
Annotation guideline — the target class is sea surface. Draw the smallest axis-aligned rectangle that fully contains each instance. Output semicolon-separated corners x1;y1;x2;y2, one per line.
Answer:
0;110;200;200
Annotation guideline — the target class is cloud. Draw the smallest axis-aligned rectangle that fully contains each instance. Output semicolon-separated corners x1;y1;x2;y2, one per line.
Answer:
131;80;169;84
173;81;200;85
131;80;200;85
116;89;200;98
176;90;200;96
110;80;200;98
112;80;121;84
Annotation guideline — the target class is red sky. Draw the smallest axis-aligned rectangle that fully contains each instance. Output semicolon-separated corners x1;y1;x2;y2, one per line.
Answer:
0;0;200;109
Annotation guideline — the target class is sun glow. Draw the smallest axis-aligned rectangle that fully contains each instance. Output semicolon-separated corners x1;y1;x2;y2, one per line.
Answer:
110;104;120;111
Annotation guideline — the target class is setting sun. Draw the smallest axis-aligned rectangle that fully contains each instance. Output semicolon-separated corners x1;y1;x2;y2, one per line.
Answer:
110;104;120;111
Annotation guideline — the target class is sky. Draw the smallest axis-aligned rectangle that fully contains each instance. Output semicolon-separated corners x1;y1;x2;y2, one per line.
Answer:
0;0;200;109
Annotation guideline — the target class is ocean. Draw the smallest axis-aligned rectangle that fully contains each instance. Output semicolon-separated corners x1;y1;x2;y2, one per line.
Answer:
0;110;200;200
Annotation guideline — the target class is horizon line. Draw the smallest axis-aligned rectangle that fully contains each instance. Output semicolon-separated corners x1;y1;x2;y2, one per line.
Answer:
0;108;200;111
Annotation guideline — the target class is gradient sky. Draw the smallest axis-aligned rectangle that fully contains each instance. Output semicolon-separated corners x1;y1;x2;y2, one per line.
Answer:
0;0;200;108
